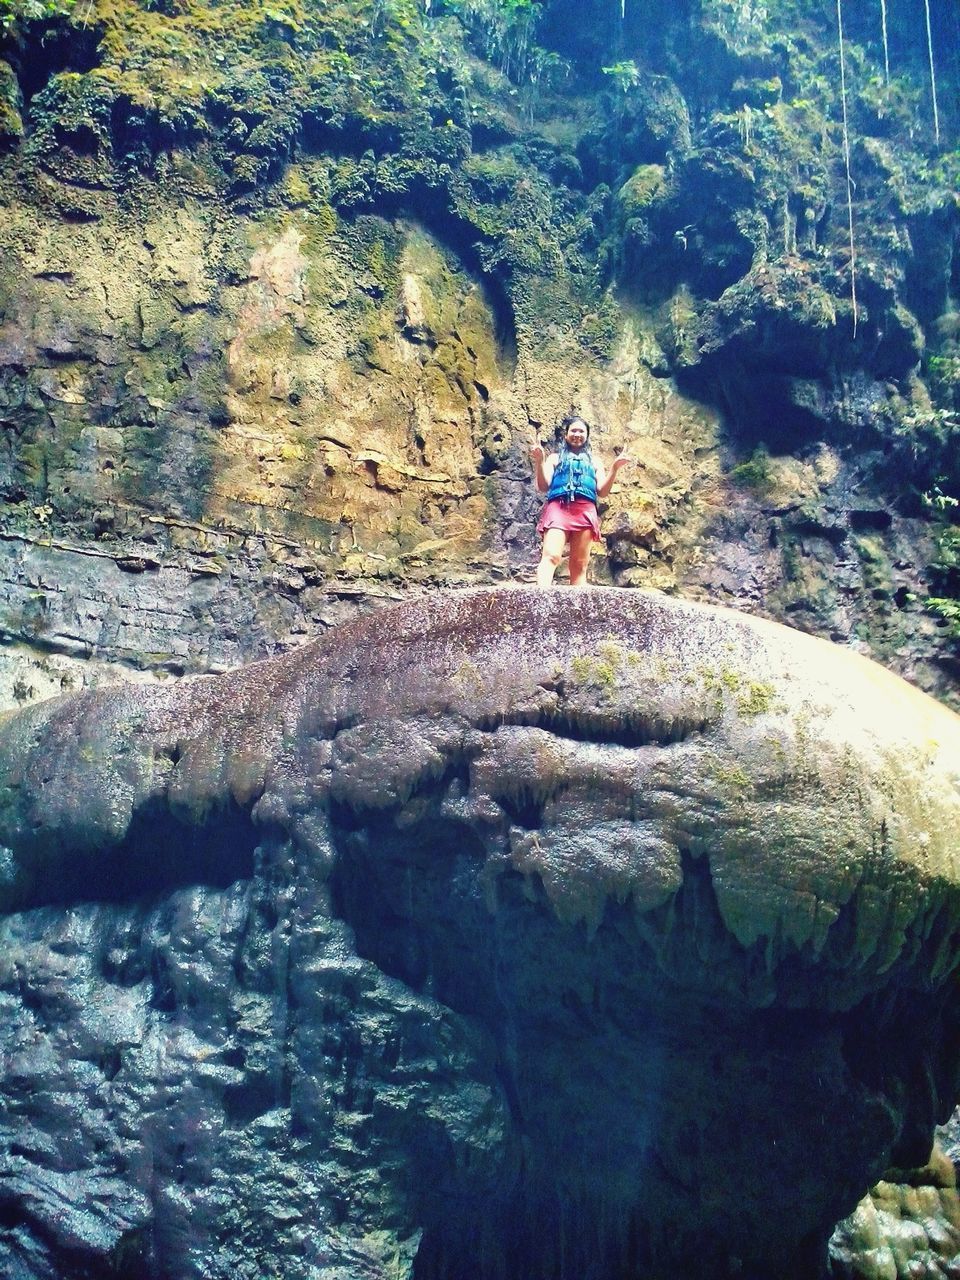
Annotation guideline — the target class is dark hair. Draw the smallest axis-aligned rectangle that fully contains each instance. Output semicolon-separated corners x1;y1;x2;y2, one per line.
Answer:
556;418;593;465
557;415;590;441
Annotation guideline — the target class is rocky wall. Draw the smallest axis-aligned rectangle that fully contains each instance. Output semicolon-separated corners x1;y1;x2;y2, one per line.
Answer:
0;0;957;708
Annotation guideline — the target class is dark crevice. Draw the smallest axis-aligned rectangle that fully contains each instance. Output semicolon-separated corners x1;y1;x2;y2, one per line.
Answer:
496;790;545;830
849;507;893;532
411;1190;661;1280
222;1074;281;1128
148;952;176;1013
16;797;259;912
6;21;104;108
476;705;715;749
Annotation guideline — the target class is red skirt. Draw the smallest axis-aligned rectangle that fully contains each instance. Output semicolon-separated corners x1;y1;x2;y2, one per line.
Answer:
537;498;601;542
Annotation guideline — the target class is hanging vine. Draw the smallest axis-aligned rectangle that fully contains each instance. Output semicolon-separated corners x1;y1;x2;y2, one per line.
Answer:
923;0;940;144
836;0;858;337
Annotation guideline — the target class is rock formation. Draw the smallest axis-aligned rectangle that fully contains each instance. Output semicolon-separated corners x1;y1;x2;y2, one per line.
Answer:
2;587;960;1279
1;0;960;1272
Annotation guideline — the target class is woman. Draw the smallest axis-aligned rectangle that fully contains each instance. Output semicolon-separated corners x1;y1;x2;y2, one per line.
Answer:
530;417;630;587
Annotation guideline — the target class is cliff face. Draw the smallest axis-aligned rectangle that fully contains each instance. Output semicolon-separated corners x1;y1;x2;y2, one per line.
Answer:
0;0;957;708
2;588;960;1280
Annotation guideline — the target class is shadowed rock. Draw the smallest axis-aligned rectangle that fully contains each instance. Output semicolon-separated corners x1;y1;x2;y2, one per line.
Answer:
1;587;959;1280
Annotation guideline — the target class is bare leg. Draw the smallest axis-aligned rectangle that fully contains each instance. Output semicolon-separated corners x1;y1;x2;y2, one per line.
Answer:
567;529;594;587
536;528;568;588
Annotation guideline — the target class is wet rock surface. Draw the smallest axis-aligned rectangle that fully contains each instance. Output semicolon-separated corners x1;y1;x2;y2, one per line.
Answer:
2;587;960;1280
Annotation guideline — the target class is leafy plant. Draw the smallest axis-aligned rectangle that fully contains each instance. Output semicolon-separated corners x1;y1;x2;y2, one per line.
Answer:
931;521;960;578
928;596;960;637
731;445;773;491
923;487;960;641
601;60;640;93
927;352;960;411
0;0;77;34
924;484;959;520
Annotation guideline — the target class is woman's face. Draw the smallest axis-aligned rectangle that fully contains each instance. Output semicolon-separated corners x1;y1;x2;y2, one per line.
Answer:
564;420;589;449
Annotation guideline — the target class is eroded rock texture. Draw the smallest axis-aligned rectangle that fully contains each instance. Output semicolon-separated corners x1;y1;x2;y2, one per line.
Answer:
1;587;960;1280
829;1140;960;1280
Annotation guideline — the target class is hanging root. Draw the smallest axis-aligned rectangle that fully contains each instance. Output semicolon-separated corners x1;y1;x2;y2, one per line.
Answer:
837;0;858;339
924;0;940;144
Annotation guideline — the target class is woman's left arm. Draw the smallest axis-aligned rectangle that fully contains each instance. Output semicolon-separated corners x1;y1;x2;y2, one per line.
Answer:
596;454;631;498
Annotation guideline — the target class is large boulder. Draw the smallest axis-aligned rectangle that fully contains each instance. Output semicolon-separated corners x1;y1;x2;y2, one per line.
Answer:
1;586;960;1280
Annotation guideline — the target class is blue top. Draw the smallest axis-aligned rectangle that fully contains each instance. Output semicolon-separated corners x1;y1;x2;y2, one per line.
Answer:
547;446;598;504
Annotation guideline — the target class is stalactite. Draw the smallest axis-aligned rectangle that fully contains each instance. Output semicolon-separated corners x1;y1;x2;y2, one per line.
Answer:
879;0;889;84
924;0;941;144
836;0;858;337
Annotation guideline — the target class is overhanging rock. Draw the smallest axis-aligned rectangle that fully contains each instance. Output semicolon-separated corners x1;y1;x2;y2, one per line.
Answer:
1;587;959;1280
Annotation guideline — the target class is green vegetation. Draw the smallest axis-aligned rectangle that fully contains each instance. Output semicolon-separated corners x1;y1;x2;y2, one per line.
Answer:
927;596;960;637
696;664;777;717
601;60;640;93
442;0;565;87
736;681;776;718
0;0;77;35
570;652;617;688
924;489;960;641
619;164;667;215
854;535;892;597
713;762;752;791
569;639;643;690
731;446;772;492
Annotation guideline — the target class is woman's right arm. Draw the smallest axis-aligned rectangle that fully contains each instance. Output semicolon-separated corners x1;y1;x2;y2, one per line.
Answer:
530;446;557;494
